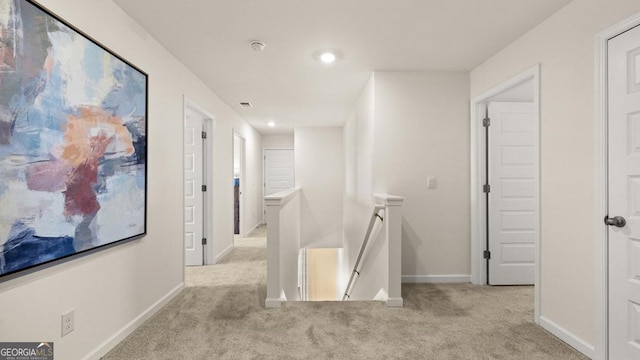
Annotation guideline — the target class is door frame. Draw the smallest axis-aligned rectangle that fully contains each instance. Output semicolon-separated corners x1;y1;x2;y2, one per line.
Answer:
183;96;215;265
470;64;541;321
595;12;640;360
232;132;246;237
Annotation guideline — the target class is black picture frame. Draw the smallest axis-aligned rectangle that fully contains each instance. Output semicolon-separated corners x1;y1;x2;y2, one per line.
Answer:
0;0;148;279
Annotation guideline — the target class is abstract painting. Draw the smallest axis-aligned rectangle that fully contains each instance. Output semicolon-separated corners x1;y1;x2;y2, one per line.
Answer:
0;0;147;277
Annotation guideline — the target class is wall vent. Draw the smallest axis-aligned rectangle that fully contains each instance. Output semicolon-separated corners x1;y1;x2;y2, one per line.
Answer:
239;102;253;108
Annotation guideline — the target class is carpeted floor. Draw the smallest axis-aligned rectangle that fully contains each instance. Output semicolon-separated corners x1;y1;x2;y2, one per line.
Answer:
103;226;587;360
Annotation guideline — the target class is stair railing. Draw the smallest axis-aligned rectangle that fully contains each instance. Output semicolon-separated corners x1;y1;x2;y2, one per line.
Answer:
342;205;385;301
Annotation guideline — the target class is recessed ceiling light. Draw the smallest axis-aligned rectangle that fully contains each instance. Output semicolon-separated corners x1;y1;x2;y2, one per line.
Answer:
268;121;275;127
240;102;253;108
314;49;342;64
320;52;337;63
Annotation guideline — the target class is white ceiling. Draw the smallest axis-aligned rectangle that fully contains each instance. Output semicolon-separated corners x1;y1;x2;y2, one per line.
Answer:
113;0;571;134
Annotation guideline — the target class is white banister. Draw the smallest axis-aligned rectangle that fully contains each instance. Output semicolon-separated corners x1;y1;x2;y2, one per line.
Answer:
373;193;405;307
265;187;301;308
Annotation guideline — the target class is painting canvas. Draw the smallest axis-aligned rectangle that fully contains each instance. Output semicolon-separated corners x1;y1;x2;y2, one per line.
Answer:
0;0;147;277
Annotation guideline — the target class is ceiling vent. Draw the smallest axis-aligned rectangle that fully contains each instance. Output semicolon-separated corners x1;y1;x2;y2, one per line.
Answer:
239;102;253;108
249;41;265;52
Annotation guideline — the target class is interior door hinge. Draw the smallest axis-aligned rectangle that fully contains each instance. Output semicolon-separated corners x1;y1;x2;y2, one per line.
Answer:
483;184;491;193
202;238;207;245
483;118;490;127
483;250;491;259
201;131;207;139
202;185;207;192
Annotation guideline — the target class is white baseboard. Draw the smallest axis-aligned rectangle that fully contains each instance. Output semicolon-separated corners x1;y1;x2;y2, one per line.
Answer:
265;298;282;308
246;222;262;237
214;243;234;263
82;282;184;360
402;274;471;283
539;316;595;359
386;297;403;307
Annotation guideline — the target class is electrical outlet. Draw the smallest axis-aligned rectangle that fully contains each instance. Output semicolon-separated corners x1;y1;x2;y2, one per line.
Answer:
61;310;74;337
427;176;437;189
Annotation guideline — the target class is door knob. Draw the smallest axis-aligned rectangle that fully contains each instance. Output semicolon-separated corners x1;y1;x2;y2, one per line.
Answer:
604;216;626;228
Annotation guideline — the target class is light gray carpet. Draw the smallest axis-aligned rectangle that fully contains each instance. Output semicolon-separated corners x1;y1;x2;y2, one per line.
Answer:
103;227;587;360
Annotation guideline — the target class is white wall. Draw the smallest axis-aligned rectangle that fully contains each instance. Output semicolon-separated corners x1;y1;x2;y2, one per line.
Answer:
343;75;388;299
344;70;470;279
470;0;640;348
362;72;470;277
262;134;294;149
233;135;241;177
295;127;344;248
0;1;261;359
344;75;375;203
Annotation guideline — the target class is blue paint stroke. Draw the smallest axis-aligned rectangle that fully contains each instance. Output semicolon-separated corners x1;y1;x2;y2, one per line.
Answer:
124;122;146;165
101;64;146;119
1;222;75;275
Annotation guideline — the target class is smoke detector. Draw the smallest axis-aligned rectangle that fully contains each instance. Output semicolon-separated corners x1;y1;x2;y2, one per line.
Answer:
249;40;266;52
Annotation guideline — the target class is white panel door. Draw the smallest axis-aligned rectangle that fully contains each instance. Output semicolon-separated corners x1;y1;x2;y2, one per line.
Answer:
608;23;640;360
184;113;204;266
264;149;294;196
488;102;537;285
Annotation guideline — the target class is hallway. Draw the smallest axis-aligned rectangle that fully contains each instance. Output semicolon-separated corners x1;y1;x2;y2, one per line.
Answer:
104;228;586;359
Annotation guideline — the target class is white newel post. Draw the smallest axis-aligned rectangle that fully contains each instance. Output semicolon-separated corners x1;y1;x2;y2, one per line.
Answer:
265;196;282;308
264;187;301;308
374;194;405;307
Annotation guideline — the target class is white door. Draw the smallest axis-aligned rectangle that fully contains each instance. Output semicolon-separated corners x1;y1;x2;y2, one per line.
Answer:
608;23;640;360
184;112;205;266
488;102;537;285
264;149;295;196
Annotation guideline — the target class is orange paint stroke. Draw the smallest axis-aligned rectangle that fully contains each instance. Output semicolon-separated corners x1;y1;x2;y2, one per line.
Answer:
61;106;134;167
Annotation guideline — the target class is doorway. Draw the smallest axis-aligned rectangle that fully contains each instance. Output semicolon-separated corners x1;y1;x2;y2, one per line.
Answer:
233;133;245;238
470;65;541;320
596;13;640;360
184;99;213;266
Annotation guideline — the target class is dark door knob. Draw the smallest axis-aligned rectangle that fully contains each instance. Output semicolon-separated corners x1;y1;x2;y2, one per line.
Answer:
604;216;626;228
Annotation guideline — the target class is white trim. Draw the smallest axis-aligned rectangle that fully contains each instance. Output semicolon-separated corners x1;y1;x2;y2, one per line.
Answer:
246;221;262;237
265;298;281;308
183;97;216;266
266;289;287;309
214;243;234;264
386;297;403;307
372;193;405;206
539;316;595;359
469;64;541;324
81;283;184;360
594;12;640;360
264;187;301;206
402;275;471;283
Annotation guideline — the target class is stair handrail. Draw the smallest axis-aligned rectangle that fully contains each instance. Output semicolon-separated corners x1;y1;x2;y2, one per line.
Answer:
342;205;385;301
